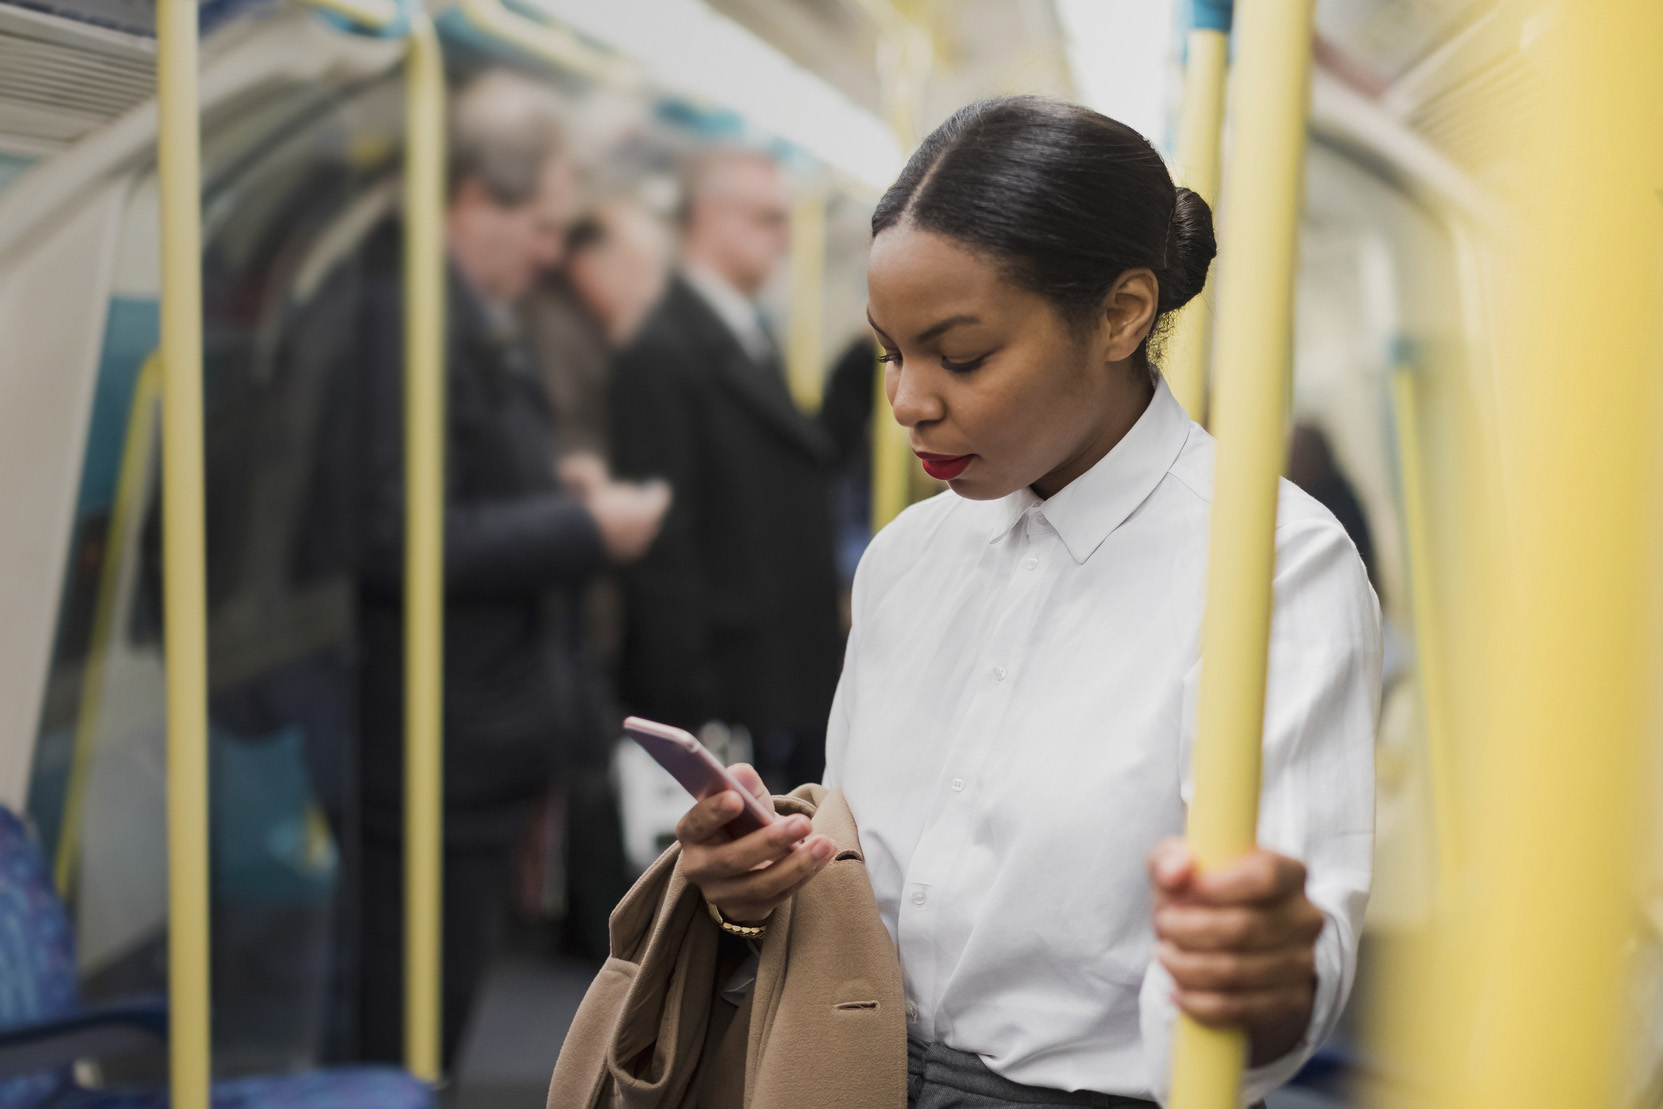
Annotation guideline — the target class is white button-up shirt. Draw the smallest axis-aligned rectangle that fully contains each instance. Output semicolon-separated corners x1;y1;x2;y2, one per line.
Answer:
825;378;1381;1103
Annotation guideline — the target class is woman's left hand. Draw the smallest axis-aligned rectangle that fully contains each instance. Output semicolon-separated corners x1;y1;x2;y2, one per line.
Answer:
1147;838;1324;1067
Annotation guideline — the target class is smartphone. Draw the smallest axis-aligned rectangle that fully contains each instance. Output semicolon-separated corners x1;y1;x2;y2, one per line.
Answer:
622;716;777;837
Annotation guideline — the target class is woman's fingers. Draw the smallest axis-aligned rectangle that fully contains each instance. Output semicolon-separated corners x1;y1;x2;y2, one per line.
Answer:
675;791;745;846
1171;984;1314;1030
701;835;836;919
1187;851;1307;906
684;812;814;880
1157;940;1316;992
728;763;775;810
1153;896;1325;953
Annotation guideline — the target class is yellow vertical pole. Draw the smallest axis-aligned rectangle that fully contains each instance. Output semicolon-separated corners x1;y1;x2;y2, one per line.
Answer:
1168;0;1316;1104
1388;365;1462;906
402;14;446;1083
156;0;211;1104
786;190;827;413
1450;1;1663;1103
869;14;929;532
1165;2;1232;423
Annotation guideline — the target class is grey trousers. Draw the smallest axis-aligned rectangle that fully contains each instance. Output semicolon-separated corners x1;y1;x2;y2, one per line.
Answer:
906;1038;1159;1108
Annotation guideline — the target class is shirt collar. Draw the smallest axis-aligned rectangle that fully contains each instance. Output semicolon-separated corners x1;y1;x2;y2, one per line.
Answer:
986;375;1194;563
681;261;769;360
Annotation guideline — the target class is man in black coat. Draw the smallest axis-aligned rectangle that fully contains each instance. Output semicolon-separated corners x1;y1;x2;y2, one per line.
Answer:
611;150;858;793
344;72;668;1067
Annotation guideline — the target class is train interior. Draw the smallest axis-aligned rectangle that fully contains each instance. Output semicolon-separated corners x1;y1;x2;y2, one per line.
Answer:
0;0;1656;1106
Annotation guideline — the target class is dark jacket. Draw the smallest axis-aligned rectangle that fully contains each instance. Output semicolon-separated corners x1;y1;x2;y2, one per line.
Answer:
348;224;608;839
610;276;847;735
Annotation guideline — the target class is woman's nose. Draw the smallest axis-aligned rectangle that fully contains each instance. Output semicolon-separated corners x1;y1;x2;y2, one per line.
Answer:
886;363;943;429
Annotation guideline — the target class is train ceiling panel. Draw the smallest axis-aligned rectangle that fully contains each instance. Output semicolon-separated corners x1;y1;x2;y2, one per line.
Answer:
0;3;154;150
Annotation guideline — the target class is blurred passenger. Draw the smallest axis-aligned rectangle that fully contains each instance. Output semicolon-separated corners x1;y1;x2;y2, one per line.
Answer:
518;200;671;958
1287;421;1381;600
609;149;849;794
525;198;671;460
344;70;669;1068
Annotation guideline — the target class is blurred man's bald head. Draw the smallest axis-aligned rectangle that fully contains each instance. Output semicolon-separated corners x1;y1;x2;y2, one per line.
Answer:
680;148;789;296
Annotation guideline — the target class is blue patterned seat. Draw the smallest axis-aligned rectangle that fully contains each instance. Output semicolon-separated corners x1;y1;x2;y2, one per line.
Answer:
0;808;431;1109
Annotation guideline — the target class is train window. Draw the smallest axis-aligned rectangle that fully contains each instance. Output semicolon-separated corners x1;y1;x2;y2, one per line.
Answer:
26;72;404;1076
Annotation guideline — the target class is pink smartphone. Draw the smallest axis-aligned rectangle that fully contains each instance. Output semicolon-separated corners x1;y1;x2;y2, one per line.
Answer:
622;716;777;837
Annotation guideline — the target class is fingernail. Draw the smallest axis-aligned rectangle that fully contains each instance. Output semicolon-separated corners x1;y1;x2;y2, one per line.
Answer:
811;839;835;861
718;792;740;813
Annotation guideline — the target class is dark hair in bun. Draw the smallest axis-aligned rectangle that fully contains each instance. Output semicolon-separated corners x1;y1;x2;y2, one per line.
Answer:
873;96;1217;372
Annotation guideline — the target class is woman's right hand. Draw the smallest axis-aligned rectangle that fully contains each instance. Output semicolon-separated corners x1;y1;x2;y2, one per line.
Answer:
676;763;836;926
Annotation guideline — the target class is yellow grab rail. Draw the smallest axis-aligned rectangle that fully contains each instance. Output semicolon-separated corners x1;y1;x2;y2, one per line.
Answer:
1165;21;1230;422
157;0;211;1102
54;355;161;895
785;190;827;413
1450;1;1663;1103
457;0;626;82
1168;0;1316;1104
302;0;400;30
1387;364;1461;905
401;13;447;1082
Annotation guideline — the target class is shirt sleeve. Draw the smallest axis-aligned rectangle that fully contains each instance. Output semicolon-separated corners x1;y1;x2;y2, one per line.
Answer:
1141;508;1383;1106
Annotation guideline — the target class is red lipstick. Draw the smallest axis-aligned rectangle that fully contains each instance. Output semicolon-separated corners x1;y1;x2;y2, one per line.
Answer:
915;451;974;480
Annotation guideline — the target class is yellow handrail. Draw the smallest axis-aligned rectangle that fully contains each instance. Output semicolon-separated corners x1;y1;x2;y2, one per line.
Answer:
866;12;930;533
401;13;447;1082
1168;0;1316;1104
1387;364;1461;906
1165;24;1230;422
1449;1;1662;1103
157;0;211;1102
301;0;400;30
457;0;627;82
54;355;161;896
785;190;827;413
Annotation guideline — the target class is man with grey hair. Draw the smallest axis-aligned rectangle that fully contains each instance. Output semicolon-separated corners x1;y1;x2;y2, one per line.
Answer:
344;68;668;1067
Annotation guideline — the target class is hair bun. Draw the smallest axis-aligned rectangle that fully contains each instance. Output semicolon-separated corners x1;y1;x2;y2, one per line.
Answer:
1159;186;1218;314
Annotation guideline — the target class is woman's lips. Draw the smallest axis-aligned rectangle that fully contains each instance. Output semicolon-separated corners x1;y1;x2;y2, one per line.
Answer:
915;452;974;480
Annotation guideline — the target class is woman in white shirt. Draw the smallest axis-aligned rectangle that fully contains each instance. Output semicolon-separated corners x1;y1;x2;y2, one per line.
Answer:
674;97;1381;1108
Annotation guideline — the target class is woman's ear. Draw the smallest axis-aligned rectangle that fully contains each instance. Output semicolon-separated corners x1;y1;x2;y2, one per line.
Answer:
1101;268;1160;363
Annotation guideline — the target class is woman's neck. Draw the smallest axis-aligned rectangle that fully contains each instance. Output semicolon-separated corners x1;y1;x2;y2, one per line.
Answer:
1029;371;1156;500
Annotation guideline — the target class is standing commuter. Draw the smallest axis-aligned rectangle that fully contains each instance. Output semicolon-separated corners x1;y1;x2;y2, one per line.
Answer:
347;70;669;1067
610;150;850;793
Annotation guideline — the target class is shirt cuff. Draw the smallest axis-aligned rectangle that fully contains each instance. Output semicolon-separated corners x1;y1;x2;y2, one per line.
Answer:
1139;910;1346;1107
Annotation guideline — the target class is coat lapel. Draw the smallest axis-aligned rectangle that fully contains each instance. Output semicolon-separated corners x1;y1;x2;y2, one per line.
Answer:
665;278;834;463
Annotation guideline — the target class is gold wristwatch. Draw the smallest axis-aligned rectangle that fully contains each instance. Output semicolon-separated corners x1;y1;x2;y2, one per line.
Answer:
706;900;768;939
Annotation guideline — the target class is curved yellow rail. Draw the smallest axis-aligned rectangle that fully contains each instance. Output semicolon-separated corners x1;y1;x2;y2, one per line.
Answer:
157;0;211;1103
1165;27;1229;423
1169;0;1316;1104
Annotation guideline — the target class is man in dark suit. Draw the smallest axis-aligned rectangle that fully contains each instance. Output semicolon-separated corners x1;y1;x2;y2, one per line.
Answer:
611;150;856;793
344;71;669;1067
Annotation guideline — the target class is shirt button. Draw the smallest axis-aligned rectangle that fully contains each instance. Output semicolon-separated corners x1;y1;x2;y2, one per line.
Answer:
1024;556;1039;570
912;889;927;907
993;665;1007;682
950;777;965;793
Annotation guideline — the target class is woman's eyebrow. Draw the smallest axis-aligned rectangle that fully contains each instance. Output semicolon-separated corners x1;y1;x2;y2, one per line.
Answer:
865;311;896;344
915;314;980;344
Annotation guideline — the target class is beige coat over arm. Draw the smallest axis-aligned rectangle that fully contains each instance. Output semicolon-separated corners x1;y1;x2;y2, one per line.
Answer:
547;785;907;1109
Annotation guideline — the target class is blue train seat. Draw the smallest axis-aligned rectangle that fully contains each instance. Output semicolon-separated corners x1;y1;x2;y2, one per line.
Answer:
0;807;432;1109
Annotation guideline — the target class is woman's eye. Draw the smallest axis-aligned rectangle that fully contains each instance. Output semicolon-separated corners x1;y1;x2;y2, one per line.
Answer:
877;351;901;365
940;354;989;374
